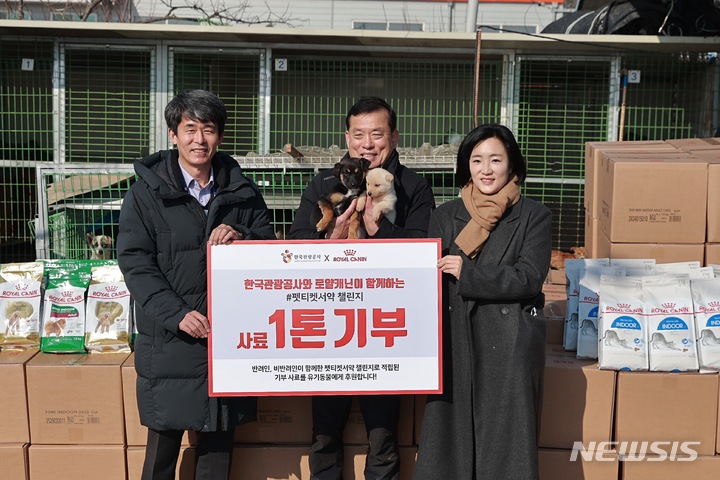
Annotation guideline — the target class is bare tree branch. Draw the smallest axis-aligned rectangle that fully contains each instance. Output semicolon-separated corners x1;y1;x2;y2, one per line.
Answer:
24;0;302;25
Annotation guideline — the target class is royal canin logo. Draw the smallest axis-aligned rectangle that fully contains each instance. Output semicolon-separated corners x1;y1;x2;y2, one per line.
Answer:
700;302;720;313
582;295;598;302
651;305;690;314
606;304;642;314
333;249;367;263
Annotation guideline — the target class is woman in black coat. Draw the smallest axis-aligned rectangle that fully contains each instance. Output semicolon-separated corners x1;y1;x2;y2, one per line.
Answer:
414;124;552;480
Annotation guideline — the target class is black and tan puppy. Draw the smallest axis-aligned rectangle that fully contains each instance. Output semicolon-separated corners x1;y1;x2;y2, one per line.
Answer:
312;157;371;237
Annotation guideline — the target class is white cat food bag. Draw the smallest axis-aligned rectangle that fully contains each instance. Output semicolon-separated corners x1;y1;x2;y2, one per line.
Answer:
598;275;648;371
609;258;656;277
692;267;715;279
564;258;609;351
643;275;699;372
655;261;702;276
577;265;625;359
85;264;131;353
690;277;720;371
0;262;44;350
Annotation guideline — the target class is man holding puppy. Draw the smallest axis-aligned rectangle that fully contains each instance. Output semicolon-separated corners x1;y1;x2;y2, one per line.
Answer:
118;89;275;480
288;96;436;480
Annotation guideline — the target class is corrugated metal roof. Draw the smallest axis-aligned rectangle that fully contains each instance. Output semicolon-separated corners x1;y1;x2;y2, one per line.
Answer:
1;20;718;55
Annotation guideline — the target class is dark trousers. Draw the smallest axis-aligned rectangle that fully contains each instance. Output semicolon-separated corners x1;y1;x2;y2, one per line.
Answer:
142;428;235;480
310;395;401;480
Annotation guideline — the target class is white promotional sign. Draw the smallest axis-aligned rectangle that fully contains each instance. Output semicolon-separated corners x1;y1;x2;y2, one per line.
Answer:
208;239;442;396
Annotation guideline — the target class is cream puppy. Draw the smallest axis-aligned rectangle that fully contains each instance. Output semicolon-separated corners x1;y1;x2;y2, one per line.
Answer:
357;167;397;224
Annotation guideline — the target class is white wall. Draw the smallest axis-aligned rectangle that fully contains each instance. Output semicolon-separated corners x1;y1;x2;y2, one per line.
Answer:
130;0;561;33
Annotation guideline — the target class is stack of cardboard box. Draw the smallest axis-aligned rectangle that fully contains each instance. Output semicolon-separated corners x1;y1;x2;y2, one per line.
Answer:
539;343;720;479
0;348;418;479
0;350;34;479
584;138;720;265
2;340;719;479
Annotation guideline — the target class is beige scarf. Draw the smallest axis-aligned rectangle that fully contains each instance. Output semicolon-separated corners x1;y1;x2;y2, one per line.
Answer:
454;175;520;259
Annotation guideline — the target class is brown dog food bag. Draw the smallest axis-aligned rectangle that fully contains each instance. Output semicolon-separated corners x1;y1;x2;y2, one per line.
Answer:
0;261;44;350
84;264;131;353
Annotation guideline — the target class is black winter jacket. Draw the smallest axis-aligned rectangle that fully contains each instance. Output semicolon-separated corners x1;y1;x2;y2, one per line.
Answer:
287;150;436;239
117;150;275;432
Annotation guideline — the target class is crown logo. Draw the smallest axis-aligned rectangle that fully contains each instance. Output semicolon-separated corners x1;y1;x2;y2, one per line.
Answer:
617;303;630;309
15;283;28;291
62;291;73;297
661;302;676;309
709;301;720;307
344;249;356;256
105;285;118;292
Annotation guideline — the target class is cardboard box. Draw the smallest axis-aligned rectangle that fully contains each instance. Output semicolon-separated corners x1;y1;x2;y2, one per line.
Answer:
666;137;720;152
122;353;196;446
542;283;567;302
584;140;673;218
598;154;707;243
622;454;720;479
545;317;565;346
236;395;413;446
597;232;704;264
585;210;600;258
545;344;577;358
706;244;720;266
231;445;310;479
235;396;312;444
538;448;618;480
539;357;616;450
708;163;720;242
28;444;126;480
26;352;128;445
0;349;36;443
614;371;719;456
0;443;28;480
229;445;416;480
546;268;566;285
126;445;195;479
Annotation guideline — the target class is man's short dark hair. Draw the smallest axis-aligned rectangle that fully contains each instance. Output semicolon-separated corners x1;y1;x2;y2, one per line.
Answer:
165;89;227;135
345;96;397;132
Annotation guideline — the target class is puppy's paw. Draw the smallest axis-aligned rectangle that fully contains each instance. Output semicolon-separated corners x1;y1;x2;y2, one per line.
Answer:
356;195;366;212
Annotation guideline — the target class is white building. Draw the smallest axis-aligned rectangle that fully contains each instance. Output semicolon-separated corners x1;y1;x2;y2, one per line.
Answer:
2;0;565;33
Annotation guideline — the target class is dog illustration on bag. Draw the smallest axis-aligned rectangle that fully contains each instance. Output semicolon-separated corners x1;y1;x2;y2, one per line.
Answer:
95;311;114;334
44;318;67;337
5;311;22;336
